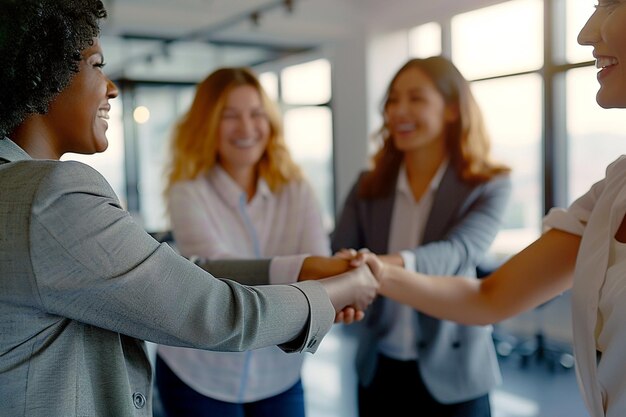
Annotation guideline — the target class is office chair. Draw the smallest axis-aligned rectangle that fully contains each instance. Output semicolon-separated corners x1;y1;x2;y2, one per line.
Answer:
493;300;575;372
477;258;575;373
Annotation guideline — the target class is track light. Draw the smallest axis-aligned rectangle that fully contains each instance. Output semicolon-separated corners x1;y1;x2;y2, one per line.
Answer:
250;11;260;26
283;0;294;13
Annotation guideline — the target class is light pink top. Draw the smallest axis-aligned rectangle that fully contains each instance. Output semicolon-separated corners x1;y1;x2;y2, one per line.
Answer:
158;166;330;402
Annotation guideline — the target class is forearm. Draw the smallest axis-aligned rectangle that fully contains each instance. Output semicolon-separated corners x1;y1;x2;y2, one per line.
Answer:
299;256;352;281
378;229;579;325
378;264;492;325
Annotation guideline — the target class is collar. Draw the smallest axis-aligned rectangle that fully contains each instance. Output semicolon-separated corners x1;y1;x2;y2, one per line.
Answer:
209;165;271;208
0;138;32;163
396;159;449;198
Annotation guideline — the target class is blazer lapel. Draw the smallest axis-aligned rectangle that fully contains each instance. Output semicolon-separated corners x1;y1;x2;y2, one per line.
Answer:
367;193;395;254
422;166;471;244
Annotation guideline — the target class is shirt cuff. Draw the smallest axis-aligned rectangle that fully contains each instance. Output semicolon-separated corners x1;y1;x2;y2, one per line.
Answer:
278;280;334;353
269;254;308;285
542;207;585;236
400;250;417;272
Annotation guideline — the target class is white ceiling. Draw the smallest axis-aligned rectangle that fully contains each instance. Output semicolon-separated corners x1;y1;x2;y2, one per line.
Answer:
99;0;376;81
101;0;370;45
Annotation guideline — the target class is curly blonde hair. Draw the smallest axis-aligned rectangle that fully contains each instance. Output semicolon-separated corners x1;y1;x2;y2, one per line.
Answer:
164;67;302;197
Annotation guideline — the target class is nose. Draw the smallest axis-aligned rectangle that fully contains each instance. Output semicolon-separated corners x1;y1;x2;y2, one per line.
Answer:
387;99;409;117
577;8;599;47
236;114;256;136
107;77;119;99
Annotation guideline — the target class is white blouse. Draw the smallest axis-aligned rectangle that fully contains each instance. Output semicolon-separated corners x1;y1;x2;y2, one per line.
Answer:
157;167;330;403
543;155;626;417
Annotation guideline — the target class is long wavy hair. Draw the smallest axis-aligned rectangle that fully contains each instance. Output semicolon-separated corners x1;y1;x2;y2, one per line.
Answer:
0;0;106;138
164;67;302;197
359;56;510;198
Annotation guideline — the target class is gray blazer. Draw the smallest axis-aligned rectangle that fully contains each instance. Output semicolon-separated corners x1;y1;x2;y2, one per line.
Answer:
0;138;334;417
332;167;512;403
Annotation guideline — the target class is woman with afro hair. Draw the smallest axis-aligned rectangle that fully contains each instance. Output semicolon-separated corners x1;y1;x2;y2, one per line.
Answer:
0;1;379;416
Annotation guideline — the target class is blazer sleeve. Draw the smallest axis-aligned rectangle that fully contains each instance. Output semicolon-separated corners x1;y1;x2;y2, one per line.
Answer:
409;173;513;276
195;258;272;286
28;161;333;353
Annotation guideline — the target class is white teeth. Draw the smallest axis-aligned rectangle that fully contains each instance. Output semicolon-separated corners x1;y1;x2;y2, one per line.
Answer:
396;123;416;132
97;110;110;119
596;57;618;69
231;137;257;148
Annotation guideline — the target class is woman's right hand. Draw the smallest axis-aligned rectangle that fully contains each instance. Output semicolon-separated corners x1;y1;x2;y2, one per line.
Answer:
318;264;379;312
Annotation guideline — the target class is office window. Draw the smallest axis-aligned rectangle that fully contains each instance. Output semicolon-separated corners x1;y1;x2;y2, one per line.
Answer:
283;106;334;230
472;74;543;253
565;0;594;64
451;0;543;80
133;85;195;232
279;58;335;231
259;71;279;101
281;59;331;105
408;22;442;58
450;0;544;254
566;67;625;204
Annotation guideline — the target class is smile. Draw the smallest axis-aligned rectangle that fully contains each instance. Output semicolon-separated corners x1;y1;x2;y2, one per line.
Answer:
595;57;618;69
395;123;416;133
230;137;260;148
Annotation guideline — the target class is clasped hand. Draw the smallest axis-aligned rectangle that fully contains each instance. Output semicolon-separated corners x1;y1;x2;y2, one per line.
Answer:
303;249;385;324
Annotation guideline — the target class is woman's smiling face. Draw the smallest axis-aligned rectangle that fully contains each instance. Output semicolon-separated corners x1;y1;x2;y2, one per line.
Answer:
45;38;119;158
578;0;626;108
217;85;270;174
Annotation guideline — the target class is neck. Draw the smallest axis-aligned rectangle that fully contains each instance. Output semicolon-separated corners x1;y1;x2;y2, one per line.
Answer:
222;164;257;201
10;117;61;160
403;140;447;183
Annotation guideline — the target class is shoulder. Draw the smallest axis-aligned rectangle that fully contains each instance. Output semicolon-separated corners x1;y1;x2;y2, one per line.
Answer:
279;177;316;198
483;172;512;191
454;170;512;194
347;170;373;194
3;159;114;198
29;160;122;214
605;155;626;177
168;175;211;199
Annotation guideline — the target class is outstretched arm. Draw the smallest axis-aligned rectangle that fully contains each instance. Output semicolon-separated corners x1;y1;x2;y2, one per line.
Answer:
362;229;580;325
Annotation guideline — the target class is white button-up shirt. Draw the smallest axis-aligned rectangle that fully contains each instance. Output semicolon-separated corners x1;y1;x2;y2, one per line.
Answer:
157;166;330;402
543;155;626;417
378;161;447;360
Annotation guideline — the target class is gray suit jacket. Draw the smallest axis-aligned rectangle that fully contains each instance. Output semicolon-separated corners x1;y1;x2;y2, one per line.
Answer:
0;138;334;417
332;167;512;403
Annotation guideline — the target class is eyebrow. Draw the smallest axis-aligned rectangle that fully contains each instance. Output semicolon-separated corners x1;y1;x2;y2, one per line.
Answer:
84;52;105;62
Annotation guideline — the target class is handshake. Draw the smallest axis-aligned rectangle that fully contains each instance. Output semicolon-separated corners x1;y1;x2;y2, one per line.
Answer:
300;249;385;324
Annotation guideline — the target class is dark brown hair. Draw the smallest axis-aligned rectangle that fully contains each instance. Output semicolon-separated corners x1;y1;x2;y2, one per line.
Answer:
359;56;510;198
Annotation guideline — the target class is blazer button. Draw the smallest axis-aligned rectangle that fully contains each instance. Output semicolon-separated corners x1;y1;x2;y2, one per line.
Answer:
132;392;146;409
452;341;461;349
418;341;427;349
